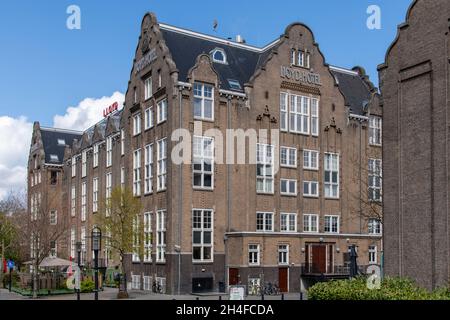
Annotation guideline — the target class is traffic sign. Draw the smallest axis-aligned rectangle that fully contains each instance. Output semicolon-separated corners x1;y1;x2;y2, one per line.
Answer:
7;260;14;270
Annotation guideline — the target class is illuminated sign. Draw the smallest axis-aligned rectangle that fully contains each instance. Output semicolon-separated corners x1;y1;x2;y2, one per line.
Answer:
280;66;321;86
103;102;119;118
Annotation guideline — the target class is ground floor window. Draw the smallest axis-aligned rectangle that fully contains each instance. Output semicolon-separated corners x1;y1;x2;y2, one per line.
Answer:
248;244;260;266
131;274;141;290
143;276;152;291
369;245;377;264
278;245;289;265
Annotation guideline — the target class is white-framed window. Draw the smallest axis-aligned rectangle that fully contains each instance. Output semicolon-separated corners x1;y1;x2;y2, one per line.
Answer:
71;186;76;217
211;48;227;64
289;95;309;135
192;209;213;262
145;107;154;130
157;99;168;124
133;113;141;136
81;151;87;177
324;215;340;234
369;159;382;202
280;213;297;232
369;245;377;264
81;227;86;265
50;210;57;225
303;150;319;170
144;212;152;263
193;83;214;121
324;153;339;198
106;173;112;217
143;276;152;291
106;136;112;168
144;76;152;100
156;210;166;263
81;182;87;222
193;136;214;189
280;92;288;132
157;138;167;191
303;214;319;233
70;228;76;259
280;146;297;168
303;181;319;198
133;149;141;196
291;49;310;68
132;215;140;262
278;245;289;265
133;87;138;104
71;156;77;177
121;167;125;190
131;274;141;290
144;144;153;194
256;143;274;194
93;143;99;168
93;177;99;213
38;171;41;184
280;179;297;196
368;219;382;235
311;98;319;136
248;244;260;266
49;241;57;258
256;212;274;232
121;130;125;156
369;115;382;146
158;70;162;88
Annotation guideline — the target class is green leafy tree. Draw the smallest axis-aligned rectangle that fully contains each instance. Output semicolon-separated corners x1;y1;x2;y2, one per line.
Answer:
94;187;143;298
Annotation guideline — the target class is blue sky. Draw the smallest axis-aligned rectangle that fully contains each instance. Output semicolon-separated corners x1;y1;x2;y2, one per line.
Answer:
0;0;412;125
0;0;413;199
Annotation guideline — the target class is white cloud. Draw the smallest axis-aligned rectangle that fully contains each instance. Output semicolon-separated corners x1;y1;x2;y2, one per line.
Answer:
0;92;124;201
53;91;125;130
0;116;33;200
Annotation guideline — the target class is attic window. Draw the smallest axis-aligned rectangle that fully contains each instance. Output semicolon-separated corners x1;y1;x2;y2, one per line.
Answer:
228;79;242;91
57;139;66;146
211;48;227;64
50;154;59;162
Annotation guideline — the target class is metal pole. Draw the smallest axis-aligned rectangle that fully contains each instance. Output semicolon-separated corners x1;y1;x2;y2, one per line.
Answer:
77;251;81;301
9;267;12;292
94;249;99;300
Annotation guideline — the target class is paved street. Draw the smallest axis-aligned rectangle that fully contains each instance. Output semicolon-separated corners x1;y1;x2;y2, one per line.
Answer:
0;287;305;301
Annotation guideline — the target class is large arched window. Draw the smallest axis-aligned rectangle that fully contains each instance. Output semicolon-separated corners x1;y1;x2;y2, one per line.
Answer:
211;48;227;64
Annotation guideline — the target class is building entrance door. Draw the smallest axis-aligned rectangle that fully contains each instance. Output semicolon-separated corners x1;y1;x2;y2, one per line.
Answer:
278;268;288;292
229;268;239;286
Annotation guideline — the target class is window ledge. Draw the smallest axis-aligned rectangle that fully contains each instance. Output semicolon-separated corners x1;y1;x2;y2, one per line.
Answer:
193;117;215;123
256;192;275;196
281;193;297;197
324;197;340;200
304;195;319;199
193;187;214;192
280;165;298;169
192;261;214;265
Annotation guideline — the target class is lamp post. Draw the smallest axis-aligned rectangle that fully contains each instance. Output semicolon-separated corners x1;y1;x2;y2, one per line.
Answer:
91;227;102;301
76;242;82;300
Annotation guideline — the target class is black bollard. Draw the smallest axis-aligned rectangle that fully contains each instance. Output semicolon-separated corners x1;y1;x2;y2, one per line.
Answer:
281;293;285;300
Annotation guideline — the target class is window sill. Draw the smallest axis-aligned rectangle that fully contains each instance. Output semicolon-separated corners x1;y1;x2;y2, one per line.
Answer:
144;126;154;132
324;197;340;200
369;144;382;148
193;117;215;123
303;168;319;172
193;187;214;192
248;264;261;268
280;165;297;169
192;261;214;265
304;195;319;199
157;189;167;193
281;193;297;197
157;120;167;126
256;192;275;196
144;192;154;196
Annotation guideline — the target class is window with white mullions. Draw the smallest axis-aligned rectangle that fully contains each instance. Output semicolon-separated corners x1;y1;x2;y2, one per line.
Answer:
132;216;140;262
144;212;152;262
369;245;377;264
93;144;99;168
157;99;167;124
106;173;112;217
368;159;382;202
81;151;87;177
192;209;213;262
289;95;309;134
144;144;153;194
156;210;166;263
311;98;319;136
280;93;288;132
324;153;339;198
81;182;87;222
144;76;152;100
50;210;57;225
278;245;289;265
256;212;274;232
194;83;214;121
133;113;141;136
303;214;318;233
248;244;260;266
193;136;214;189
106;137;112;167
145;107;154;130
71;186;76;217
133;149;141;196
256;144;274;194
280;146;297;168
369;116;382;146
368;219;382;235
157;138;167;191
280;213;297;232
303;150;319;170
93;177;99;213
324;215;340;234
303;181;319;198
281;179;297;196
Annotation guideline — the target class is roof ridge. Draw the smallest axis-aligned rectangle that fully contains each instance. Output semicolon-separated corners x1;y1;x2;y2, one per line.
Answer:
40;127;83;135
329;65;359;76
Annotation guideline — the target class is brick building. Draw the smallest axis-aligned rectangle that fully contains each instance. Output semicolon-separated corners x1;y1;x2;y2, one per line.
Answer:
378;0;450;290
28;12;383;294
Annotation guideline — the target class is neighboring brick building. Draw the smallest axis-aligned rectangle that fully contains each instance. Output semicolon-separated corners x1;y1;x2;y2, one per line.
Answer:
28;12;383;294
378;0;450;290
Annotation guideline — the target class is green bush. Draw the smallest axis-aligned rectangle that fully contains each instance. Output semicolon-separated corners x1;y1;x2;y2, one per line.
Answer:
80;278;95;293
2;271;20;288
308;277;450;300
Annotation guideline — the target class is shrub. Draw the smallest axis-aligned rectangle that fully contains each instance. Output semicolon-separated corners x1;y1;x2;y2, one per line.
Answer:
80;278;95;293
308;277;450;300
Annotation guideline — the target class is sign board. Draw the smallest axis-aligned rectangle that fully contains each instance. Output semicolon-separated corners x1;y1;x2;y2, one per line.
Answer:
280;66;322;86
229;286;246;301
7;260;14;270
135;48;157;74
103;102;119;118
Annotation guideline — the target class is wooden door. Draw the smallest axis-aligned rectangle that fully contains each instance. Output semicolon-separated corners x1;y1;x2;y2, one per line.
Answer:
229;268;239;286
312;245;327;273
278;268;288;292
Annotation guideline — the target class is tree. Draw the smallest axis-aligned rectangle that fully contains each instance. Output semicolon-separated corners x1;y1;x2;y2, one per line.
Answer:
94;187;143;299
25;192;69;298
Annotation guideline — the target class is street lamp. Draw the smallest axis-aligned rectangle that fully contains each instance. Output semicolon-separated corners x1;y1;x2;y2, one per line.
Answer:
76;241;82;301
91;227;102;301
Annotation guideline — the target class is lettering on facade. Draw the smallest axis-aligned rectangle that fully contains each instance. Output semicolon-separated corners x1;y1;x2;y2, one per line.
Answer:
280;66;321;86
134;48;157;74
103;102;119;118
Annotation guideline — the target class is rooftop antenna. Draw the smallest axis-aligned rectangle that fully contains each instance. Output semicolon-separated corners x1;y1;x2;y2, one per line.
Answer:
213;19;218;32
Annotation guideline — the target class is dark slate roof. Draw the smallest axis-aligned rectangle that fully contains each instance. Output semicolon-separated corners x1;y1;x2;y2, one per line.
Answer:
331;68;372;116
160;26;277;92
40;128;82;164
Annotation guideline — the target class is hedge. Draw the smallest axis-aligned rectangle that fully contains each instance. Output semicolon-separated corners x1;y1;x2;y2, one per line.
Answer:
308;277;450;300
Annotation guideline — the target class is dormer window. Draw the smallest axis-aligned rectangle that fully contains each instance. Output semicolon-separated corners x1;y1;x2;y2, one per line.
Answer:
50;154;59;162
211;48;227;64
57;139;66;146
291;48;310;68
227;79;242;91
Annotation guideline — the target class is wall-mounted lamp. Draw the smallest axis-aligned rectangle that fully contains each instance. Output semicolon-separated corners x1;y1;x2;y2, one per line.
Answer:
319;238;324;243
301;248;305;253
336;247;341;253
